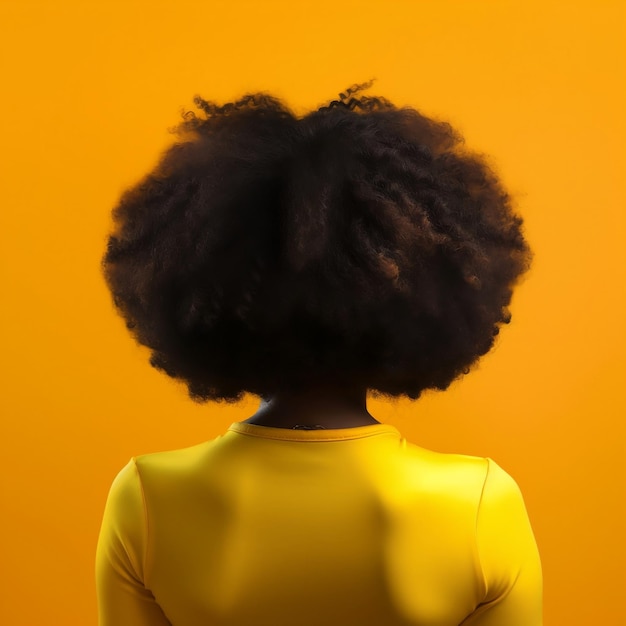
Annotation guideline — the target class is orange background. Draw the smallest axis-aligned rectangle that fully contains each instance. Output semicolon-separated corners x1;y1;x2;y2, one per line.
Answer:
1;1;624;624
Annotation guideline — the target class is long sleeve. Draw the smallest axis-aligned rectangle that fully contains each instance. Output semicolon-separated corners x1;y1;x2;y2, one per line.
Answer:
95;458;172;626
461;458;543;625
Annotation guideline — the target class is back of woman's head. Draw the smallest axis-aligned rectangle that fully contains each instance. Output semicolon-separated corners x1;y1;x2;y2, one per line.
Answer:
102;80;532;404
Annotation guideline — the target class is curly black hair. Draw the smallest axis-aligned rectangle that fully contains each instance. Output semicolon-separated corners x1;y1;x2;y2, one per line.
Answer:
102;79;532;404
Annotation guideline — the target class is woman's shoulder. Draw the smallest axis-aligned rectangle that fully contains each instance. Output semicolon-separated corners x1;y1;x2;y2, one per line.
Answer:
399;439;492;498
132;436;223;477
401;438;489;472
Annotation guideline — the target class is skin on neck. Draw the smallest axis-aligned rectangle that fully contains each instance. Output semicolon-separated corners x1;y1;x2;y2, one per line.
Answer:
242;381;380;429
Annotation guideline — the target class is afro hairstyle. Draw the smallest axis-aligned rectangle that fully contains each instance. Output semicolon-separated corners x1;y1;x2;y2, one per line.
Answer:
102;79;532;404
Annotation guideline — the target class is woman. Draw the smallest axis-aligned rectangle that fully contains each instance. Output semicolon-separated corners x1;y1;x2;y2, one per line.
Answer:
96;80;542;625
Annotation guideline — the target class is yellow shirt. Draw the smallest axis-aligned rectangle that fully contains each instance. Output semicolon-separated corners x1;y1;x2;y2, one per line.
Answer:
96;422;542;625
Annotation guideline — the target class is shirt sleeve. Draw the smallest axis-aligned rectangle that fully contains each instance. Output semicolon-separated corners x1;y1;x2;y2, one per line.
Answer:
95;457;172;626
461;458;543;626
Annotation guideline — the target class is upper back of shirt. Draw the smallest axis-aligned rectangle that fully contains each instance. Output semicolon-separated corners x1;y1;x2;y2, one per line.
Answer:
96;422;542;626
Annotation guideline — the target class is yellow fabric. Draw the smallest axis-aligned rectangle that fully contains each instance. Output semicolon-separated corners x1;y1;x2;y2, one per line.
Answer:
96;422;542;625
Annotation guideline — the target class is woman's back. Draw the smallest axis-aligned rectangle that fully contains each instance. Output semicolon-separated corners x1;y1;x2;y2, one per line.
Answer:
96;422;541;626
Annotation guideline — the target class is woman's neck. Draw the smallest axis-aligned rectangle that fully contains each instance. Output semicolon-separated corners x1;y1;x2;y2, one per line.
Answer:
240;384;380;429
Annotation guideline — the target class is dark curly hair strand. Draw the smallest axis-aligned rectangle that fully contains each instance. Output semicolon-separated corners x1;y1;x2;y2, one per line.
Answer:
102;79;532;404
